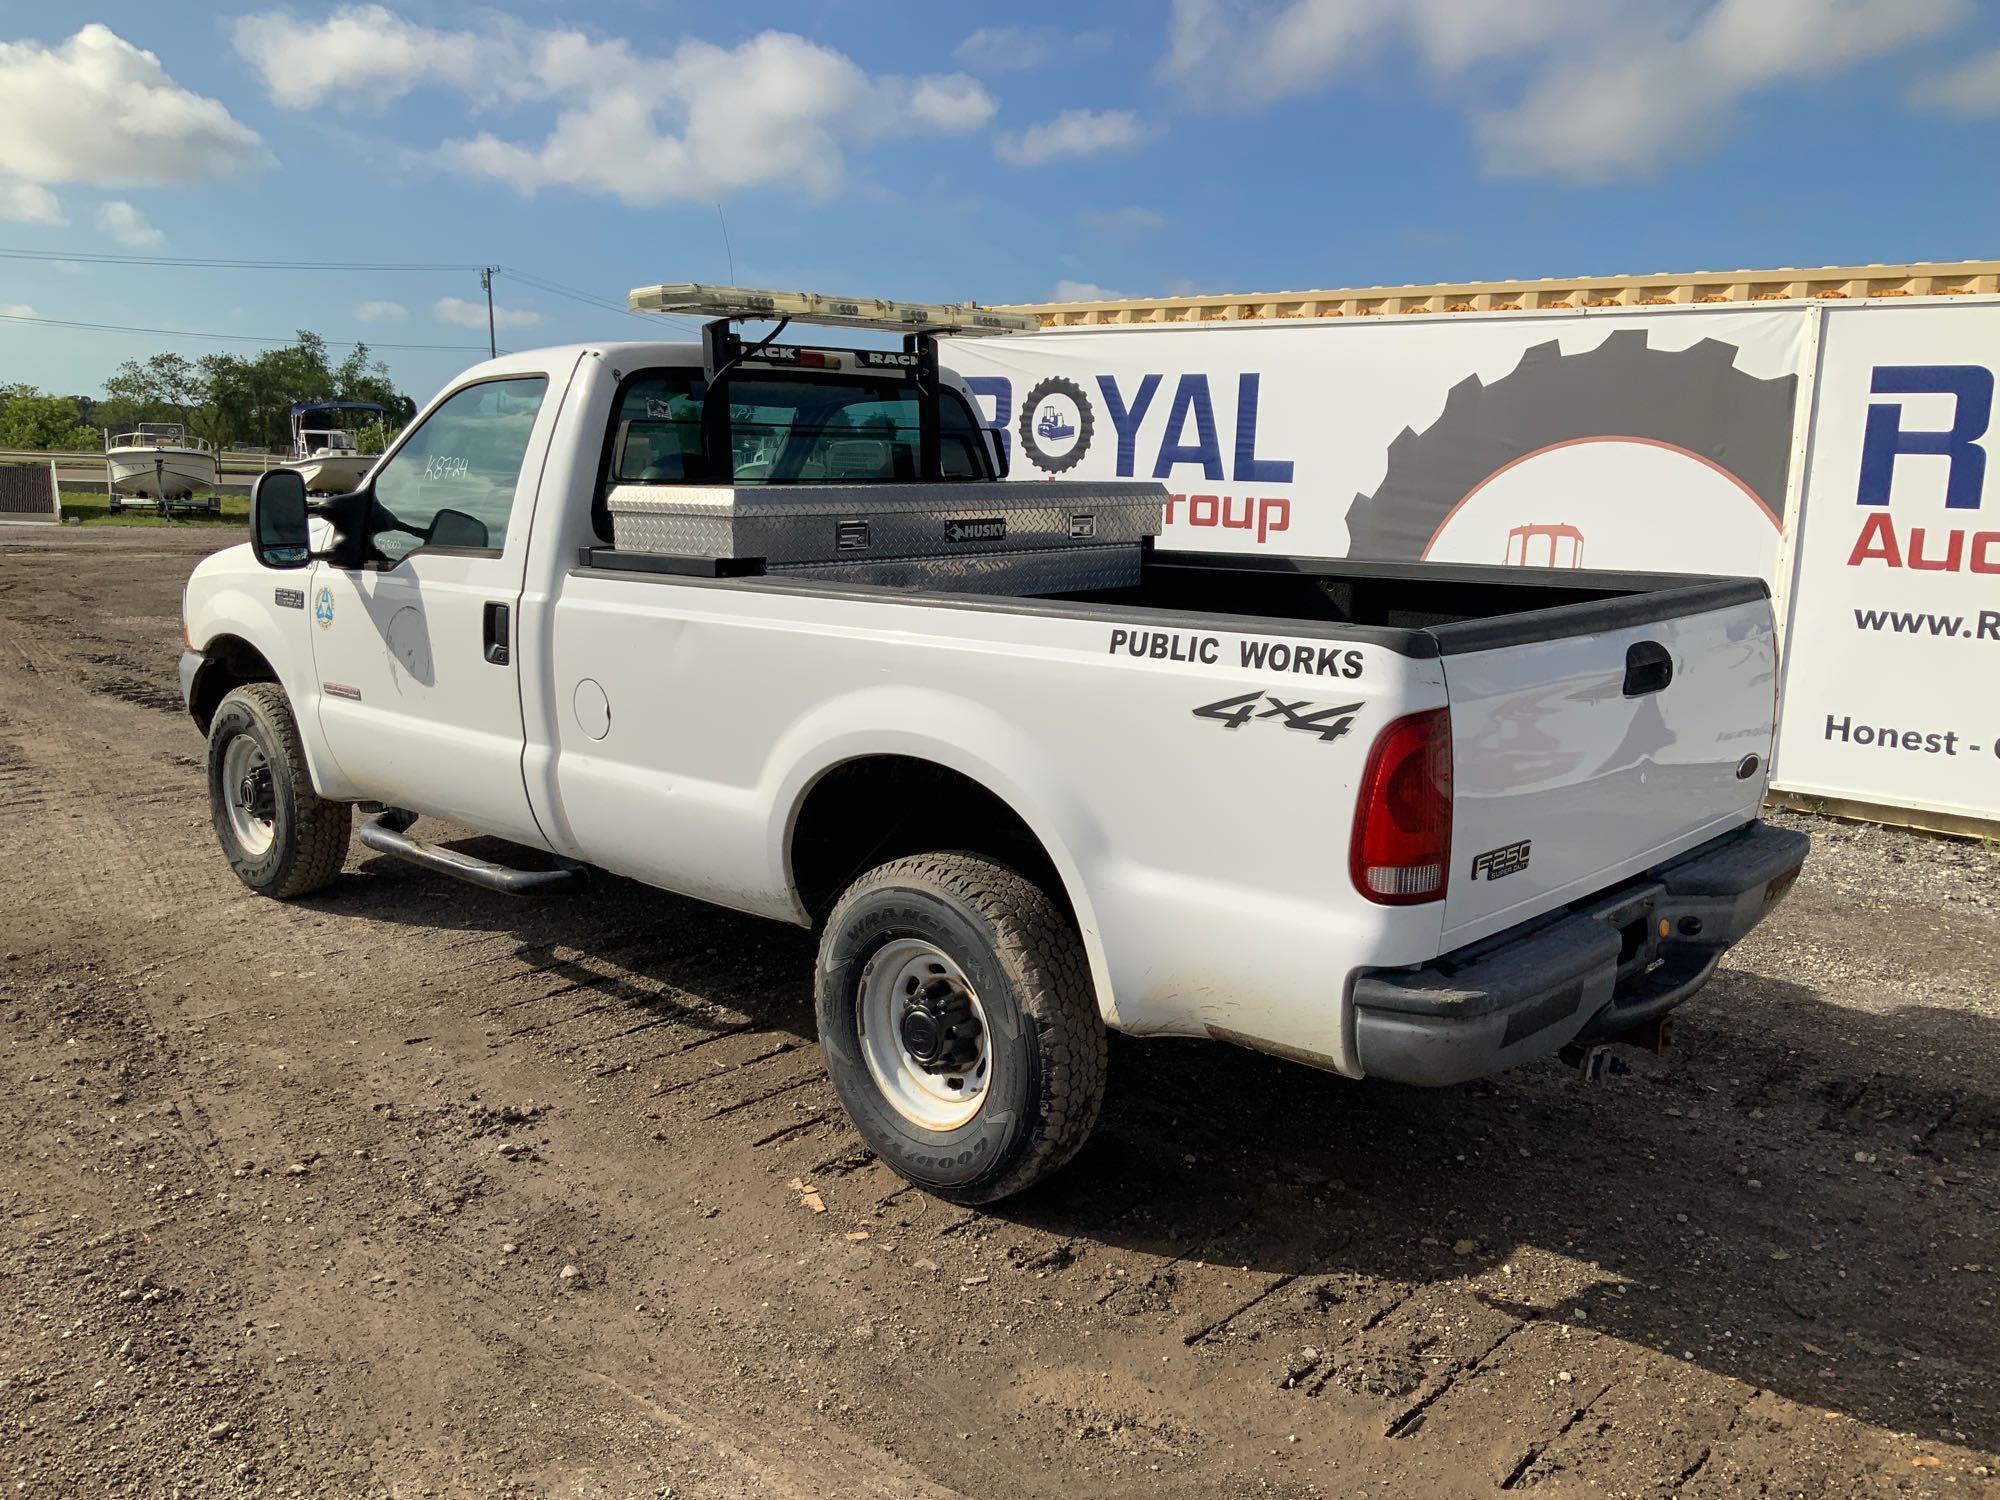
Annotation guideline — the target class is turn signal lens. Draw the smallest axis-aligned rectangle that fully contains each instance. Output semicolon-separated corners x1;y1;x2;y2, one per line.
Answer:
1351;707;1453;905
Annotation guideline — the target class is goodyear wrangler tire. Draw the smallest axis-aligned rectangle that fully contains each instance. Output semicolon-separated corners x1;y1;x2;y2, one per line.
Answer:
206;683;350;899
1341;329;1798;560
815;853;1106;1204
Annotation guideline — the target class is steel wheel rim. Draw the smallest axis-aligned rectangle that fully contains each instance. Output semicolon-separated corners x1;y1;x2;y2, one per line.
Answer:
221;733;276;858
855;938;991;1130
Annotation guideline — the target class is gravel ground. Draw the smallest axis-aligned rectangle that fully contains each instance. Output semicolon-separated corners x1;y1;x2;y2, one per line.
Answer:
2;527;1996;1498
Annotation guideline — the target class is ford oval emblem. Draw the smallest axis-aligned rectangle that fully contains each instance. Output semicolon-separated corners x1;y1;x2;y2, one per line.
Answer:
1736;754;1761;780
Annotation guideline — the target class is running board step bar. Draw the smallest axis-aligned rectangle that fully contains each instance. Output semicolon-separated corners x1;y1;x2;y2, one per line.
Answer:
357;812;587;896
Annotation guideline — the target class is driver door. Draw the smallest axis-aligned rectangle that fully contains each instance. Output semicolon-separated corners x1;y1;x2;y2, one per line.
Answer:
307;373;556;846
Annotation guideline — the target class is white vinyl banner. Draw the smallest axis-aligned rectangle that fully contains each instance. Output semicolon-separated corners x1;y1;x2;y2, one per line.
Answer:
1771;302;2000;821
943;308;1807;581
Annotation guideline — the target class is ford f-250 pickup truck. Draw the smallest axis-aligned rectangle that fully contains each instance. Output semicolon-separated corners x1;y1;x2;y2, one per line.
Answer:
179;283;1807;1203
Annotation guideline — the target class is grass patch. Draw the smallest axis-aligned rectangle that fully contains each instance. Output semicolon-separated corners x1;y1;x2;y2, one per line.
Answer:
60;490;247;527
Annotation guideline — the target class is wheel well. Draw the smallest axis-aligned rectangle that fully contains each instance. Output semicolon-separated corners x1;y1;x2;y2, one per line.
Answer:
789;756;1070;925
189;635;278;732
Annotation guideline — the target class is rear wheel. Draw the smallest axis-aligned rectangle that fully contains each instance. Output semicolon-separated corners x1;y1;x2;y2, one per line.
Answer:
815;853;1106;1204
206;682;350;898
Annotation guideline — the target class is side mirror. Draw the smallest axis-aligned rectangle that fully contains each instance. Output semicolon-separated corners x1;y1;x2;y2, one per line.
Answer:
984;427;1010;481
250;470;311;569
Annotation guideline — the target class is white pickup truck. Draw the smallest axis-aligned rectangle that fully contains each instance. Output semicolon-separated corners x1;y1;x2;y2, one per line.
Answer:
179;284;1807;1203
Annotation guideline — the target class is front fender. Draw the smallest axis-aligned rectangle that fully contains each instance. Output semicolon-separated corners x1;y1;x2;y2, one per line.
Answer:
184;548;352;799
763;684;1123;1027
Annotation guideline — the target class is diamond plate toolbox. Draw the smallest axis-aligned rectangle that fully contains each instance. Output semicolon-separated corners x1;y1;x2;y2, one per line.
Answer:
605;479;1163;596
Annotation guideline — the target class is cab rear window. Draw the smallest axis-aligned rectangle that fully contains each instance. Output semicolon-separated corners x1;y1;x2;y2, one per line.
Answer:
607;370;991;486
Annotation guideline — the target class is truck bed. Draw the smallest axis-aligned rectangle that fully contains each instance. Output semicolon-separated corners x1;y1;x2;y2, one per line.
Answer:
581;545;1770;657
572;543;1777;961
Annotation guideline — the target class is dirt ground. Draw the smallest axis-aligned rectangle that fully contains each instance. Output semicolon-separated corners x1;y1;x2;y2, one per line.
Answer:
2;526;1996;1499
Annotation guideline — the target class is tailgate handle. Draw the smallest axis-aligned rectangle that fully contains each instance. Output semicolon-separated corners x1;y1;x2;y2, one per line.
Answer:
1623;641;1673;697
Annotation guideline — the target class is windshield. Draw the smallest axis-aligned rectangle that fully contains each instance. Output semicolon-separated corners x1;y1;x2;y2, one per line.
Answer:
608;370;991;485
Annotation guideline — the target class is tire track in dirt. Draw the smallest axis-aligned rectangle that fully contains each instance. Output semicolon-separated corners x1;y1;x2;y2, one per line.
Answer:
4;530;1997;1497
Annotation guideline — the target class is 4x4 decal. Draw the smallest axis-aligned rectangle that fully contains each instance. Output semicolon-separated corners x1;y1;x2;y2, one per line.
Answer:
1193;690;1362;744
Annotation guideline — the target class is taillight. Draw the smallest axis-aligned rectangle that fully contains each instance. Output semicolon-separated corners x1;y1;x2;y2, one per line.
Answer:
1351;707;1453;905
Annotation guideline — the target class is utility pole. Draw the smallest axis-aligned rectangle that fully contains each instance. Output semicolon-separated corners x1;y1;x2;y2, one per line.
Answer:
480;267;498;359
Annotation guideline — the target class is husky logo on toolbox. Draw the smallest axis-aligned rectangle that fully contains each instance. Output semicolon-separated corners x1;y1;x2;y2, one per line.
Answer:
1471;840;1533;881
945;517;1007;543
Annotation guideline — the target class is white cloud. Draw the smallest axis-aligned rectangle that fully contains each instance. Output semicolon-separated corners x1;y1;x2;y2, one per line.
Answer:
0;303;40;318
1081;204;1167;236
1482;0;1970;179
231;4;534;111
996;109;1150;166
96;200;163;248
355;300;408;322
953;26;1112;72
434;296;541;330
232;9;995;205
906;74;999;132
1915;48;2000;115
0;25;267;187
0;181;64;224
1051;280;1128;302
1160;0;1969;180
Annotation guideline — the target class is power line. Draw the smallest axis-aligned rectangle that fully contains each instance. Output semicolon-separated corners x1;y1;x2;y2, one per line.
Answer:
496;266;699;332
0;310;492;353
0;246;483;272
0;244;703;335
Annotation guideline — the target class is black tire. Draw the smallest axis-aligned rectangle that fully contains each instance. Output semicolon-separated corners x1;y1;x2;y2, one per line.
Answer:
815;853;1106;1204
1341;329;1799;560
206;682;350;898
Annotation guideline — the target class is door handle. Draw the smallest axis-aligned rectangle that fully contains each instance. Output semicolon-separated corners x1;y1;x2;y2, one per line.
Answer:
482;601;511;666
1623;640;1672;697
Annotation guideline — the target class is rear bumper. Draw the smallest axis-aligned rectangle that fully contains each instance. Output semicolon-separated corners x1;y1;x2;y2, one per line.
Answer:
1351;821;1808;1087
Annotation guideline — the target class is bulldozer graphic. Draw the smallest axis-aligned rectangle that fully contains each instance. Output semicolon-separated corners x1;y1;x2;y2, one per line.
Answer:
1036;404;1077;441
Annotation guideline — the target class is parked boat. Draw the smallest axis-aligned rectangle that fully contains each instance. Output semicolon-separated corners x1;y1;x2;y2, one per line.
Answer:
105;424;218;507
284;401;388;494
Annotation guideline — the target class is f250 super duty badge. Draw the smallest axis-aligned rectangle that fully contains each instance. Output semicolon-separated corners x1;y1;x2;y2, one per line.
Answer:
1470;840;1532;881
1193;690;1361;744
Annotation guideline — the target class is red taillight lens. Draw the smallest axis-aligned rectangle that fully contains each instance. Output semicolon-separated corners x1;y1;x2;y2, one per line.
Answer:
1351;707;1453;905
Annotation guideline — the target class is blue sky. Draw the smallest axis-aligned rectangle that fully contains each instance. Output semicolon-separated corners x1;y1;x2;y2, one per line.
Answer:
4;0;2000;404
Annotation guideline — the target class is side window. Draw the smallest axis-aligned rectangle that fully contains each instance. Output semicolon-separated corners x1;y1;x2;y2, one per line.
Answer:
609;373;707;484
369;376;549;561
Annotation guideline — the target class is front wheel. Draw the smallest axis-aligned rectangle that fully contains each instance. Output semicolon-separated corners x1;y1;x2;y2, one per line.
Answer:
815;853;1107;1204
206;682;350;898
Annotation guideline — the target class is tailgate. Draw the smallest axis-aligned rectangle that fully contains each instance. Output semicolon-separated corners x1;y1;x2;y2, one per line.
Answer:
1438;589;1776;948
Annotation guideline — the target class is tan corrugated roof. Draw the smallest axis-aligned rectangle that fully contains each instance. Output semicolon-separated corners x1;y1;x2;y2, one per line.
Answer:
1000;260;2000;327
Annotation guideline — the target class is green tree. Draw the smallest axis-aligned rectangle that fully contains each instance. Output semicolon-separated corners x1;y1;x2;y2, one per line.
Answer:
66;334;417;453
193;334;414;451
100;352;204;433
0;385;96;450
